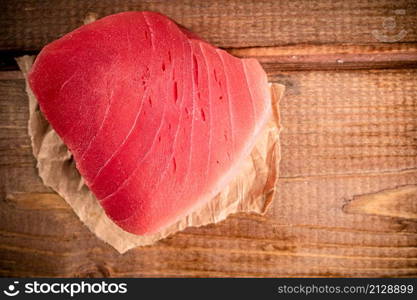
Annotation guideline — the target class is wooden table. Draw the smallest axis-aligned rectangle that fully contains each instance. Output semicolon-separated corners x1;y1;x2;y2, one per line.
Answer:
1;0;417;277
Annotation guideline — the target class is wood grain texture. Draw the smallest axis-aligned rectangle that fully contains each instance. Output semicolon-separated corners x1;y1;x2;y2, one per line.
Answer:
344;185;417;219
1;0;416;51
1;66;416;277
1;0;417;278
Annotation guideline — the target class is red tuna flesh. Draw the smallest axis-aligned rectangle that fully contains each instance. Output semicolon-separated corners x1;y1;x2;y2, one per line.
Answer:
29;11;271;235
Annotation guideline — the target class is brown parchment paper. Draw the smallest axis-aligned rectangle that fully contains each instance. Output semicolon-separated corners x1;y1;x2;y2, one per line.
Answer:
16;55;284;254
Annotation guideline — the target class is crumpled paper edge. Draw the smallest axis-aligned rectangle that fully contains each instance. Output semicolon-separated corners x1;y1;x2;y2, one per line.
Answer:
17;55;284;254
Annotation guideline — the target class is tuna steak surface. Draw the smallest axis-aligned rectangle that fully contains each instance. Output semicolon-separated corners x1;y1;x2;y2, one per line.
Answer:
29;12;271;235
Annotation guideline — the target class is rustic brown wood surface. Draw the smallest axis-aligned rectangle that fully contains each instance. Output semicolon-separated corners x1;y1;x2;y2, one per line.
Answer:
1;0;417;50
1;0;417;277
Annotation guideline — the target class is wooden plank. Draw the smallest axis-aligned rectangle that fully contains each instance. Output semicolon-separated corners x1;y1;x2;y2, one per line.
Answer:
0;71;24;80
0;67;416;277
1;0;416;51
272;69;417;177
0;80;49;196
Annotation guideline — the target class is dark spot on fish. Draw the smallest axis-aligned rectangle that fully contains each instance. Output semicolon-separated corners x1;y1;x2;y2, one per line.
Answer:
173;81;178;103
162;62;166;71
168;51;172;63
192;54;198;85
172;158;176;172
200;108;206;121
141;67;150;82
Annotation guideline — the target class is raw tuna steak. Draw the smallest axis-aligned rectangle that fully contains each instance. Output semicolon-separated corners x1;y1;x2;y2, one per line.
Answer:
29;11;271;235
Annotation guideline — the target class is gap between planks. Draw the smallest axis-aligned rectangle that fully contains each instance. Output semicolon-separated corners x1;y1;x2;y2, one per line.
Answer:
1;43;417;80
